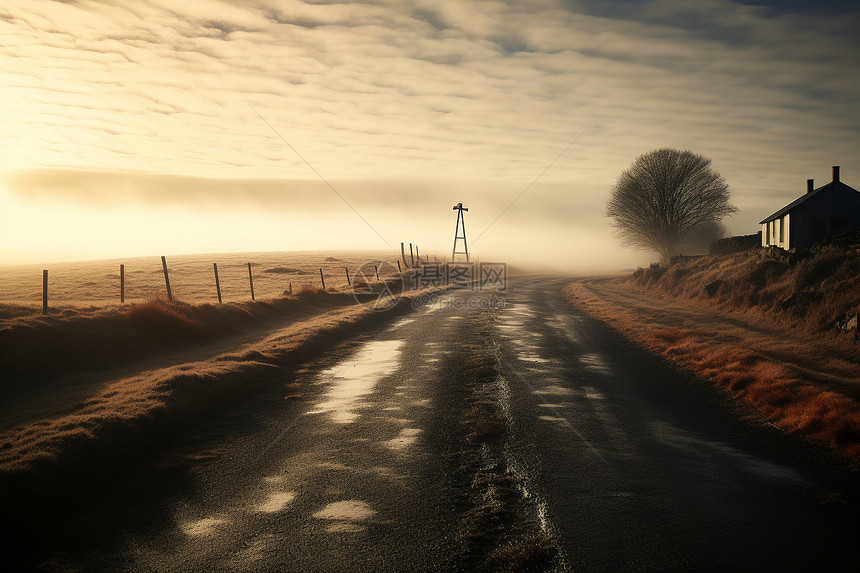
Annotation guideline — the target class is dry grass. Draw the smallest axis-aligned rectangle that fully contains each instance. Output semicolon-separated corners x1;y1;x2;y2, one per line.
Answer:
0;293;367;391
0;304;45;319
645;326;860;458
628;233;860;334
485;534;559;573
296;283;323;296
122;298;206;342
566;263;860;463
0;304;373;476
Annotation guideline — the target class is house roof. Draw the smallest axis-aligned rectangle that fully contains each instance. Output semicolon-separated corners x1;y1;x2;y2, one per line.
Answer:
759;180;859;224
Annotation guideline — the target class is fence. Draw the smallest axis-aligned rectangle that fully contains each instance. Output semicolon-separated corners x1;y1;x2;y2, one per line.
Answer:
6;246;439;313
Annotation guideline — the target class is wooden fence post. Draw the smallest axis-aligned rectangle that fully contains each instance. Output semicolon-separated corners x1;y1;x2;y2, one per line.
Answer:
416;245;419;263
345;266;351;286
401;242;407;268
248;262;255;301
213;263;222;303
289;281;293;296
120;264;125;304
397;260;401;273
42;270;48;314
161;256;173;301
319;268;326;290
374;264;379;280
409;243;414;267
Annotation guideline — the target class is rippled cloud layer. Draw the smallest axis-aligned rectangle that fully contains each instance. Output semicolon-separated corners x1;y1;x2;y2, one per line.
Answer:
1;0;858;264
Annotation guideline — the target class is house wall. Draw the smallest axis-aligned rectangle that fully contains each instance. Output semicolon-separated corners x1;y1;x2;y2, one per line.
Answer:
783;186;860;248
762;215;790;249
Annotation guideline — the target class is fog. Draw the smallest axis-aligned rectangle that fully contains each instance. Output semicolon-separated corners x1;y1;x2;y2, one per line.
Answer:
2;169;642;271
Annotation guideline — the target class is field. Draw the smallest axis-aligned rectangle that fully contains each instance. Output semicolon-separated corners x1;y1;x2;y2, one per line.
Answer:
0;249;410;308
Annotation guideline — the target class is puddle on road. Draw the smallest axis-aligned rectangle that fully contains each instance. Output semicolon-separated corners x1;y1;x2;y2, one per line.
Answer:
550;313;581;343
580;353;612;374
519;353;551;363
315;461;351;471
181;516;227;537
421;341;444;364
584;387;605;400
533;384;575;396
254;491;296;513
314;499;376;521
314;499;376;532
372;466;399;480
497;303;535;329
506;303;535;318
506;338;549;365
384;427;422;451
391;317;416;329
497;307;553;366
308;340;403;423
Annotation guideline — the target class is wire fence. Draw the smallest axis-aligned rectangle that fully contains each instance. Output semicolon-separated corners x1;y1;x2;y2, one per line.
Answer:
0;249;438;311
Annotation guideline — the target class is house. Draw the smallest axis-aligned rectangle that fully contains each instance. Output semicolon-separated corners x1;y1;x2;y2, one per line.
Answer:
760;166;860;249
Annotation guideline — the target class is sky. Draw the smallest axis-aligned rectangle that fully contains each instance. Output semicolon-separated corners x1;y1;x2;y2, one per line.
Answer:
1;0;859;270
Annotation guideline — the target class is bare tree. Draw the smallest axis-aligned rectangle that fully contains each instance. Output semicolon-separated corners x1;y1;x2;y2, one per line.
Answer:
681;219;727;253
606;148;736;263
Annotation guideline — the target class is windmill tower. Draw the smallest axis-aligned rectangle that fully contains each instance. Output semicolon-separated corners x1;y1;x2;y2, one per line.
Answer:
451;203;469;262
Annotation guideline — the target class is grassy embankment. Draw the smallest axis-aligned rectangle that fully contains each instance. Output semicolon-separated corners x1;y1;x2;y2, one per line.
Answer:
567;234;860;463
0;278;419;508
1;287;360;389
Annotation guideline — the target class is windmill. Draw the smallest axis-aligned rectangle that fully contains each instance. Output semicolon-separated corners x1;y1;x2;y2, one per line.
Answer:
451;203;469;262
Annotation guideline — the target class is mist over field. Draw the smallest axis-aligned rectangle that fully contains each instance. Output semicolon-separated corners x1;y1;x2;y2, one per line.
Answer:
2;169;638;272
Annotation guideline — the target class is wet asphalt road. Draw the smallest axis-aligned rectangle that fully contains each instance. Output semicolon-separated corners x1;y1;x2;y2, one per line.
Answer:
493;277;859;571
17;276;860;571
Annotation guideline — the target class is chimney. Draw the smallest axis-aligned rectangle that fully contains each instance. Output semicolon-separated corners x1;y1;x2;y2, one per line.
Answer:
833;165;840;183
807;179;814;193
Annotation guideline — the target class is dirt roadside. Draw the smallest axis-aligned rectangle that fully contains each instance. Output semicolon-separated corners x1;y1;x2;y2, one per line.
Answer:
566;277;860;464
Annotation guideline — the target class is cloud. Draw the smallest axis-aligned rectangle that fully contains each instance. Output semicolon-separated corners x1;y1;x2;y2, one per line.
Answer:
1;0;859;265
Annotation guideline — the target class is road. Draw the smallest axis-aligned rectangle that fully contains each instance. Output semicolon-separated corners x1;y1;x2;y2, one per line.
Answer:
12;276;860;571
